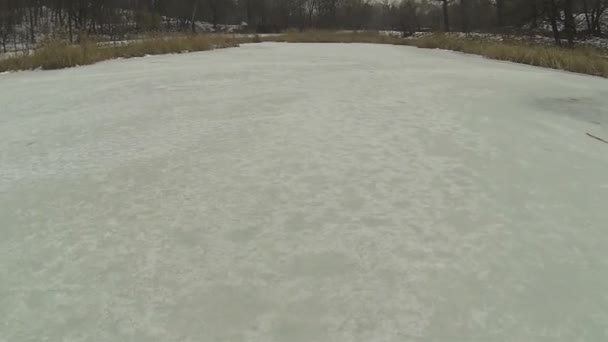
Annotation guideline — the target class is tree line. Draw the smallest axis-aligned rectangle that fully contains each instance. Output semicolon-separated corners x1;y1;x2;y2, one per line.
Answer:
1;0;607;52
435;0;606;46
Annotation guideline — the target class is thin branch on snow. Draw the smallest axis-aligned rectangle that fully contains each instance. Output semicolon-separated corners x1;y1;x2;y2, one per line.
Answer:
586;133;608;144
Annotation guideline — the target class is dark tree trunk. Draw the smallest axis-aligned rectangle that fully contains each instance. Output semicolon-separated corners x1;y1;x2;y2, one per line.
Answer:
546;0;561;46
563;0;576;47
210;2;219;30
68;9;73;43
531;1;539;29
593;0;607;35
460;0;468;33
583;0;592;32
496;0;505;27
442;0;450;32
191;0;198;33
28;6;35;44
246;0;252;27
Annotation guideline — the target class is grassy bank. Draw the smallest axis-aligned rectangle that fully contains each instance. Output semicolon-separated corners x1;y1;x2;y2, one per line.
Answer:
267;30;405;45
263;31;608;78
0;35;246;72
1;31;607;78
412;34;608;78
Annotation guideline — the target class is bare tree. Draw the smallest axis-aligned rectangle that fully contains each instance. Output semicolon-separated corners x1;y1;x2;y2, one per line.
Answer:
563;0;576;46
436;0;450;31
1;0;606;51
0;1;19;52
460;0;468;32
583;0;608;35
191;0;199;32
545;0;561;46
496;0;505;26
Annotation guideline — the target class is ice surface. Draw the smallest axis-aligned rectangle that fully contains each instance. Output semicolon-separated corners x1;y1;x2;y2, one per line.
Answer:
1;43;608;341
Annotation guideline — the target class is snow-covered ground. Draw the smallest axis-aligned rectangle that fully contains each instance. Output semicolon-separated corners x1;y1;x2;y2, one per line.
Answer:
1;43;608;341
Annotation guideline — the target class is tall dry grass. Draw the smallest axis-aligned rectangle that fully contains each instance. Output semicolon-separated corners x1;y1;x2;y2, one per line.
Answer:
1;31;607;78
263;31;608;78
266;30;406;45
412;34;608;77
0;35;244;72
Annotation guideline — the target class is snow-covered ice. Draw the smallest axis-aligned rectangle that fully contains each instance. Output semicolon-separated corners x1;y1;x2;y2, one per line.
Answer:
1;43;608;341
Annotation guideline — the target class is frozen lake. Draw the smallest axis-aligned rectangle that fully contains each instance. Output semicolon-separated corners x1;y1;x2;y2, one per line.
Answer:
1;43;608;341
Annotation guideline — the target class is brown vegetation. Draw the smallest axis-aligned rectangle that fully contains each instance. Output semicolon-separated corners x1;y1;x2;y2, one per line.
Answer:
0;35;243;72
2;32;607;79
264;31;608;78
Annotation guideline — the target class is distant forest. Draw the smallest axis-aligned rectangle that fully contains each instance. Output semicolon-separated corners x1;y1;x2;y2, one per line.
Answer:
1;0;607;50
